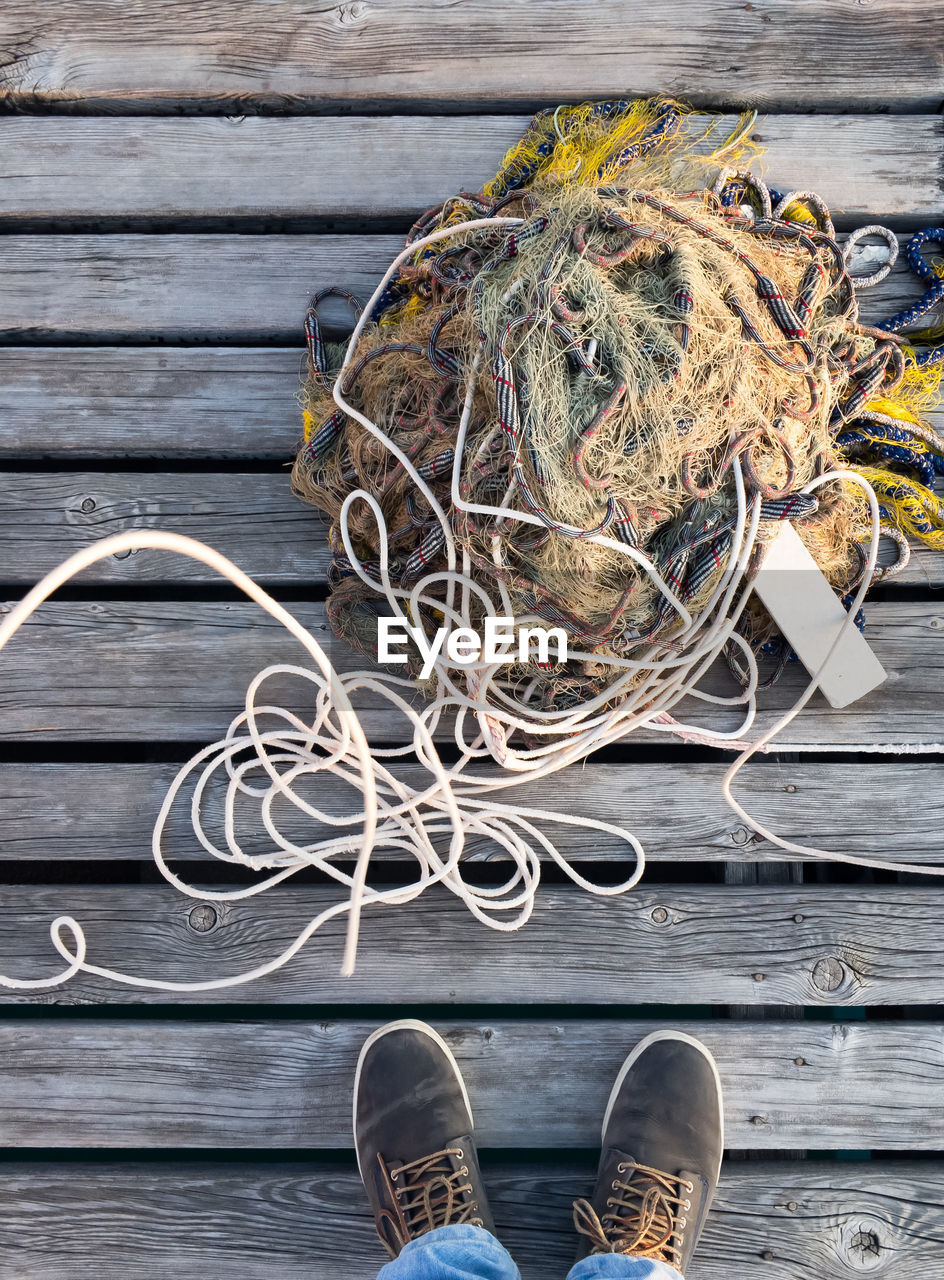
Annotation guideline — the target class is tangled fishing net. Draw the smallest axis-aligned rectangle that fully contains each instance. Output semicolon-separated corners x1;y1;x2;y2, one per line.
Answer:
293;97;944;740
4;97;944;994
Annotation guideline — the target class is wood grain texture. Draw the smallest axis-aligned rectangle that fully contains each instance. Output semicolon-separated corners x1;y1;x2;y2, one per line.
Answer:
5;347;943;460
2;1159;941;1279
5;758;944;865
0;472;331;583
1;882;942;1007
2;113;941;224
0;1018;939;1148
3;470;941;588
724;858;803;1024
0;234;919;339
0;1;941;110
1;597;942;748
0;348;307;459
0;234;401;340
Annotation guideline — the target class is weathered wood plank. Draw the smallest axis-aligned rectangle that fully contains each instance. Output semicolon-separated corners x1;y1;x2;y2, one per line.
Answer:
0;883;939;1007
724;858;803;1025
1;598;942;748
749;114;944;227
2;471;940;588
4;759;943;865
0;1;940;111
0;1019;938;1148
0;348;306;459
2;114;941;224
0;234;400;340
4;347;943;460
0;234;921;339
2;1160;940;1279
0;473;331;583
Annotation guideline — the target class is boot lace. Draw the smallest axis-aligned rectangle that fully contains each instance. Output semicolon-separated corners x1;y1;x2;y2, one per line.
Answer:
573;1160;694;1270
381;1146;483;1248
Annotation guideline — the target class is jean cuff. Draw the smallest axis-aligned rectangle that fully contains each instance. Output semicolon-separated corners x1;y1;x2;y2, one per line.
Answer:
401;1225;505;1251
567;1253;682;1280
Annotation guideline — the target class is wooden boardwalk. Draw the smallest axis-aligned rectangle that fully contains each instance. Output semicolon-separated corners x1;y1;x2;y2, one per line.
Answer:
1;3;944;1275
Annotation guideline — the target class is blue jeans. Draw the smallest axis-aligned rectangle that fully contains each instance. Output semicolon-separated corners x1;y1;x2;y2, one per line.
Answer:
377;1224;681;1280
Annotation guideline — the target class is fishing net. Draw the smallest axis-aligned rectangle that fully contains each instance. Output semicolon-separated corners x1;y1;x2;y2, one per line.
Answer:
291;97;944;736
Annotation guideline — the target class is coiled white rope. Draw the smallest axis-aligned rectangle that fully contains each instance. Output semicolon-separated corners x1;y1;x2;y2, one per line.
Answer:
2;215;942;994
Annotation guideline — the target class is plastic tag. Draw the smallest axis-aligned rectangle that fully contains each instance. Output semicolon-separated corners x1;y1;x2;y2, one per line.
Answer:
752;523;886;709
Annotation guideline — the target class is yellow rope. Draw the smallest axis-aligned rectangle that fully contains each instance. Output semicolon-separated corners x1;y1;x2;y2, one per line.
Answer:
856;464;944;549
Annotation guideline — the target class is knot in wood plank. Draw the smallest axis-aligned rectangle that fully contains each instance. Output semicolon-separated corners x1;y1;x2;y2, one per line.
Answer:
841;1215;887;1271
187;903;218;933
811;955;848;994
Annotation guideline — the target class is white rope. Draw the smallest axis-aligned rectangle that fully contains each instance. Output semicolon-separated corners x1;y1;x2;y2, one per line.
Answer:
2;217;942;994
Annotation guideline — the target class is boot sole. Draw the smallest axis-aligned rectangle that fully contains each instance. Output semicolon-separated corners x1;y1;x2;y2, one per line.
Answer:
601;1028;725;1178
352;1018;475;1180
